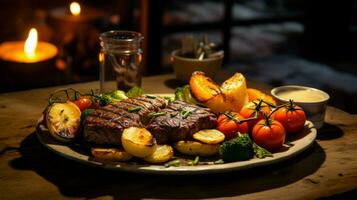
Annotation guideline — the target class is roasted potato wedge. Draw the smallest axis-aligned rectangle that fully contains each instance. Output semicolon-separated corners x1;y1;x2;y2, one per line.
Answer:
174;141;220;157
45;101;81;142
189;71;248;113
247;88;276;106
193;129;225;144
121;127;157;158
144;145;174;164
91;147;133;161
189;71;221;102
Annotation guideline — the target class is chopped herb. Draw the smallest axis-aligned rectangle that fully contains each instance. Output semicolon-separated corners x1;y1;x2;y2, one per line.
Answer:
284;140;294;147
164;159;181;168
214;159;224;164
164;96;174;103
146;94;156;99
188;156;200;166
181;110;191;119
253;143;273;159
81;109;95;120
128;106;142;113
148;112;166;118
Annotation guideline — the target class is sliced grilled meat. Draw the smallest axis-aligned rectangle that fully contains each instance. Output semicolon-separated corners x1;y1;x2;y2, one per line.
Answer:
146;101;217;144
83;96;167;146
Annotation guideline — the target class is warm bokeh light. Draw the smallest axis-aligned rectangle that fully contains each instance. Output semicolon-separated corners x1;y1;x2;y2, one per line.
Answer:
24;28;37;58
70;2;81;16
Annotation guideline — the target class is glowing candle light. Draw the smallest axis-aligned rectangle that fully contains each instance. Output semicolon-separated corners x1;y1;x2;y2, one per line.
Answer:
70;2;81;16
0;28;57;63
24;28;38;59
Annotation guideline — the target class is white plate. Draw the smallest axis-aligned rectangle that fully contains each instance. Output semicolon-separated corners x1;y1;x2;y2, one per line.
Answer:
36;118;316;175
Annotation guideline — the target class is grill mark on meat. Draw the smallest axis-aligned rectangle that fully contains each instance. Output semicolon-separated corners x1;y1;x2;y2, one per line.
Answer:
146;100;217;144
101;104;140;121
83;97;216;146
83;96;168;146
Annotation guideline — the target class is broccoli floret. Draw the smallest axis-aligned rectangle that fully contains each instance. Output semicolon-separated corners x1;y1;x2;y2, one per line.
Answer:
220;133;254;162
110;90;127;100
126;87;144;98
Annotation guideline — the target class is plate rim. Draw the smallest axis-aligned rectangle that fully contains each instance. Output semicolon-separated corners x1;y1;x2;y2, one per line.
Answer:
36;121;316;175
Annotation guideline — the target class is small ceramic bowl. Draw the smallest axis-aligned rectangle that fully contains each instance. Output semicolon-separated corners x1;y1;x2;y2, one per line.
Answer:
271;85;330;129
171;50;224;82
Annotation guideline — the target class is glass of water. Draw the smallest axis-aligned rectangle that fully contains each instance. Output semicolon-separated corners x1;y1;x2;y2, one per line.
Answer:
99;30;143;93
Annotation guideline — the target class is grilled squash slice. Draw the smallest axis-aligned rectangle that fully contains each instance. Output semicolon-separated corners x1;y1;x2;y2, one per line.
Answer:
174;141;220;157
144;145;174;163
193;129;225;144
121;127;157;158
91;148;133;161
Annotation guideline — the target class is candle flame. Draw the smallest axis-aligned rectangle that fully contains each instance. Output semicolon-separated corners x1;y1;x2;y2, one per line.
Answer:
70;2;81;16
24;28;37;59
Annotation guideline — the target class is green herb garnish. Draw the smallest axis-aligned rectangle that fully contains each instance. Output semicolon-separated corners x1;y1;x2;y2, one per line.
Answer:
165;159;181;168
164;96;174;103
214;159;224;164
146;94;156;99
188;156;200;166
81;109;95;120
148;112;166;118
181;110;191;119
128;106;142;113
253;142;273;159
284;140;294;147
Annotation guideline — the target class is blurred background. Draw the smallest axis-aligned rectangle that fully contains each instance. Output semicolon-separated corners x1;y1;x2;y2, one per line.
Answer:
0;0;356;113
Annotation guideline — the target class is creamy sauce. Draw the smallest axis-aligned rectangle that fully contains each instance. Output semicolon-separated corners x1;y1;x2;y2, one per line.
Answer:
278;89;327;102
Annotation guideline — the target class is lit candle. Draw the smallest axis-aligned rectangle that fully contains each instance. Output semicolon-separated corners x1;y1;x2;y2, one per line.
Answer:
0;28;58;63
70;2;81;16
49;1;104;23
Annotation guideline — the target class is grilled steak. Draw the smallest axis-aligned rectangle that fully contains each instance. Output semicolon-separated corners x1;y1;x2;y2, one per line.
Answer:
83;96;167;146
146;101;217;144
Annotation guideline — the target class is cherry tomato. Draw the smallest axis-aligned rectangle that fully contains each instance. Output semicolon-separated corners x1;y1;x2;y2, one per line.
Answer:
239;100;271;130
273;103;306;133
252;118;286;151
72;96;93;111
217;112;249;140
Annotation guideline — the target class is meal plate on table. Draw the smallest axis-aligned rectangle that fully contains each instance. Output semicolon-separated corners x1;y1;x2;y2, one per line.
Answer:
36;95;317;175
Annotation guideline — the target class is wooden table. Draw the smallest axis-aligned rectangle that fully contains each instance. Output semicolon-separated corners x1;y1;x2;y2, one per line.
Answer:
0;74;356;200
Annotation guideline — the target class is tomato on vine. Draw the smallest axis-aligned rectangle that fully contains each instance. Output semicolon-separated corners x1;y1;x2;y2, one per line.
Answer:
239;100;272;130
252;116;286;151
217;112;249;140
272;100;306;133
72;96;93;111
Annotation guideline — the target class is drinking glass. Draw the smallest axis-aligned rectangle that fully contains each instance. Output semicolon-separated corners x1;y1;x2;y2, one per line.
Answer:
99;30;143;93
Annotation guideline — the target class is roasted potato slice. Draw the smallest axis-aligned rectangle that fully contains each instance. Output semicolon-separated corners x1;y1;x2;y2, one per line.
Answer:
121;127;157;158
193;129;225;144
174;141;220;157
189;71;221;102
189;71;248;113
91;147;132;161
45;101;81;142
144;145;174;164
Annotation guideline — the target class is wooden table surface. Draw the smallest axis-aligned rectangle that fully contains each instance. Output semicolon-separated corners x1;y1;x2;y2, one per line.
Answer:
0;74;356;200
